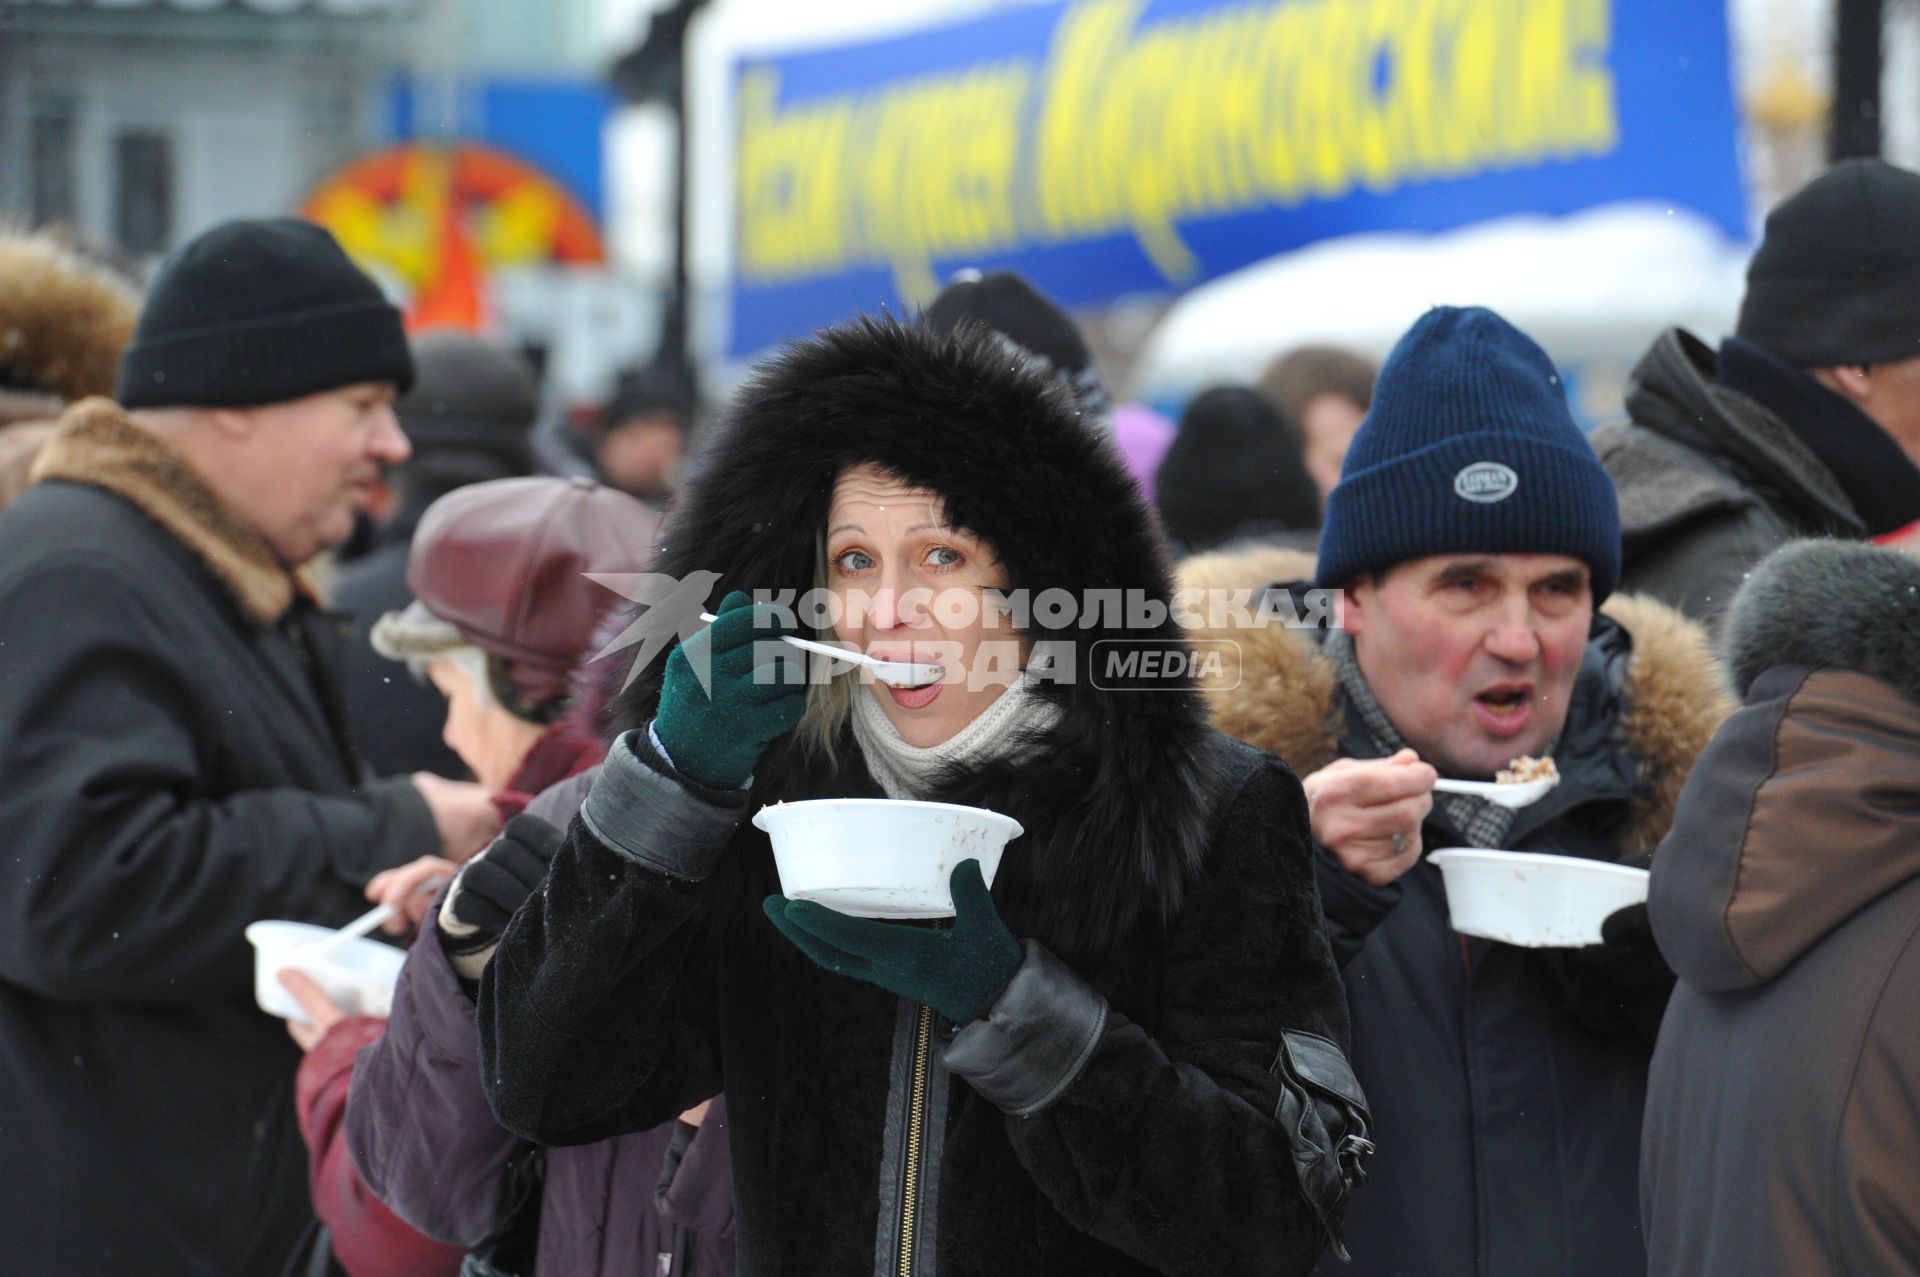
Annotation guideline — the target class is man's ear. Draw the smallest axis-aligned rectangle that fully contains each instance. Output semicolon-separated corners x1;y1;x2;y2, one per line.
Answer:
204;406;260;441
1341;575;1371;638
1812;364;1874;407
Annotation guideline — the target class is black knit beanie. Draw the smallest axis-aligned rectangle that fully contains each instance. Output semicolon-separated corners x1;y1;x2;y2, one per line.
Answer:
1155;386;1320;554
117;217;413;408
603;362;696;432
1736;158;1920;367
923;269;1111;419
396;329;537;476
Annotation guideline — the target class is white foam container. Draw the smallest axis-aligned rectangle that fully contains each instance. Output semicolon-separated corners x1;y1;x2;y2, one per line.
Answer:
1429;848;1650;948
753;799;1024;918
245;920;408;1023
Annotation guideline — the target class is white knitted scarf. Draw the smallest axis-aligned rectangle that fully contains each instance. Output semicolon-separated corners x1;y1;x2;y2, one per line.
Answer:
850;673;1063;800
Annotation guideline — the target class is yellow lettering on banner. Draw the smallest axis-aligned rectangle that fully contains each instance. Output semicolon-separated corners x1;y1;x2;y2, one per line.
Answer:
1446;0;1501;169
1034;1;1137;235
737;62;1033;297
1251;5;1305;201
1383;0;1443;177
1118;21;1199;277
844;60;1033;299
736;70;856;278
1347;0;1397;190
1317;0;1358;194
1572;0;1620;153
734;0;1622;294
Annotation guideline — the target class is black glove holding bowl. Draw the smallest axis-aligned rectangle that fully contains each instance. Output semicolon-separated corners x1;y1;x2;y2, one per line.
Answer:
1541;853;1674;1042
439;813;566;986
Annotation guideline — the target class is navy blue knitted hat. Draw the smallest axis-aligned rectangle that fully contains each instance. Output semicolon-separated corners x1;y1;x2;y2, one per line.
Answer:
1316;306;1620;602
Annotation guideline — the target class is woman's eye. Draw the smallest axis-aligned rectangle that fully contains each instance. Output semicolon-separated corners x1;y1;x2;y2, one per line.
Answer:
834;550;874;573
925;546;961;568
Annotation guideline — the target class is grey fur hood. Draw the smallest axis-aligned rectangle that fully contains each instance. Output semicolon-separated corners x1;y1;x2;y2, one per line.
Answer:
1651;543;1920;991
1721;539;1920;705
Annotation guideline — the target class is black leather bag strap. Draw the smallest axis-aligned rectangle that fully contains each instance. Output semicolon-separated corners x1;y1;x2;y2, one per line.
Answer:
1271;1029;1375;1263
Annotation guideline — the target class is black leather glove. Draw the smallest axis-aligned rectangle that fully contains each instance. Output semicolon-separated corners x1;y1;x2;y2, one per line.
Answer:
1545;892;1675;1042
438;814;564;983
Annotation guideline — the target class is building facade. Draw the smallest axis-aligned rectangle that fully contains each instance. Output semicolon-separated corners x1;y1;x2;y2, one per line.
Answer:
0;0;423;265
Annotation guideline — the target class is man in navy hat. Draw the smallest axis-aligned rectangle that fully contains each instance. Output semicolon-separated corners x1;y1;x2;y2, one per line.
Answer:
1184;306;1731;1276
0;218;498;1277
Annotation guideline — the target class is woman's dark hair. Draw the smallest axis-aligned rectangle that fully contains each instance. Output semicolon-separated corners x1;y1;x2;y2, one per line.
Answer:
486;652;570;727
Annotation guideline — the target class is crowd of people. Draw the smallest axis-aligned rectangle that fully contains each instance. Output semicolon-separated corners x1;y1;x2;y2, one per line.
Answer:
0;155;1915;1277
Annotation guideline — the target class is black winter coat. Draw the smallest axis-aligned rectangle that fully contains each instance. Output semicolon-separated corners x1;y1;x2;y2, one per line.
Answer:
1309;619;1660;1277
1591;329;1865;629
475;319;1368;1276
484;731;1352;1277
332;513;467;779
1179;549;1731;1277
0;403;438;1277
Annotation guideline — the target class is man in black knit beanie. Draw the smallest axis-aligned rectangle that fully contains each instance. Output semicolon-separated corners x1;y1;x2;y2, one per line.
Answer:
1595;158;1920;628
0;217;501;1277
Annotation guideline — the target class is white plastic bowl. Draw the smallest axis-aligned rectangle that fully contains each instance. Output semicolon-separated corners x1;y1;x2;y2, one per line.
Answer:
1428;849;1649;948
245;920;408;1023
752;799;1024;918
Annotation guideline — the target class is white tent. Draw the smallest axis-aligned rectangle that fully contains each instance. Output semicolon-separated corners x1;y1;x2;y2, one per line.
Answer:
1130;203;1754;429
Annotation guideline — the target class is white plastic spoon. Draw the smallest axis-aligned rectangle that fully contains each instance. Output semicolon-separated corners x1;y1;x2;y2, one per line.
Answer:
699;613;945;686
302;903;396;963
1431;776;1558;809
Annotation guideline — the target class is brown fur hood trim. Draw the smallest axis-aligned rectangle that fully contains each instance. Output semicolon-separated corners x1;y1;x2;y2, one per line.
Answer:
1177;544;1734;854
30;399;303;626
0;227;138;402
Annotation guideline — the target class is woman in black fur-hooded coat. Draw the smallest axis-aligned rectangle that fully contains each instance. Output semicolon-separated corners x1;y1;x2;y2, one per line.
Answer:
477;318;1368;1277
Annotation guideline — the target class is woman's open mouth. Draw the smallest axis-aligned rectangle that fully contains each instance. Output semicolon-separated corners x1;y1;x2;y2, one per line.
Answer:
885;679;942;710
871;648;944;710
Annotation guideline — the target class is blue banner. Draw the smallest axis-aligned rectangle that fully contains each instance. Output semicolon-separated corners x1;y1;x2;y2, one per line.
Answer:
729;0;1745;357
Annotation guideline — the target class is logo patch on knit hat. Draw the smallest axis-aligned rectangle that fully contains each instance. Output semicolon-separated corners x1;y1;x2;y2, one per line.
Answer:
1453;462;1519;503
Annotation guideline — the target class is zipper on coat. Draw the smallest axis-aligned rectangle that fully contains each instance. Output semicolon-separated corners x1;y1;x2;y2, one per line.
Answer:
896;1003;935;1277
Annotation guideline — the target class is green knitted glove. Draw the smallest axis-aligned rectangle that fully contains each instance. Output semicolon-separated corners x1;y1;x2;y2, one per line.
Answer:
654;590;807;789
763;860;1022;1024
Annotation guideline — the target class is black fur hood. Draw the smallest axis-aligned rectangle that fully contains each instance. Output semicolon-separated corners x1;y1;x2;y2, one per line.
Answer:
608;318;1232;957
1721;539;1920;705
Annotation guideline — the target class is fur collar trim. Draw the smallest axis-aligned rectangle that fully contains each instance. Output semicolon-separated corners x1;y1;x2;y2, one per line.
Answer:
611;319;1228;957
31;398;305;626
0;227;137;402
1178;545;1734;855
1722;538;1920;705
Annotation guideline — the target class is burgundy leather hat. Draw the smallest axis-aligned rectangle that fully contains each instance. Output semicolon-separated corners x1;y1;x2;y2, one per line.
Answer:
376;476;661;706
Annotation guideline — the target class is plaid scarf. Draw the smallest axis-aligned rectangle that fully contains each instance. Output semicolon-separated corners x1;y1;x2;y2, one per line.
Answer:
1324;630;1518;849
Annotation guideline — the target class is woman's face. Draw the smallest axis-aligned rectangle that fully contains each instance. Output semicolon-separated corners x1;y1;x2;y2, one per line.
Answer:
826;464;1017;747
426;657;543;790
